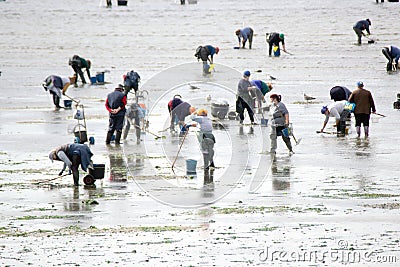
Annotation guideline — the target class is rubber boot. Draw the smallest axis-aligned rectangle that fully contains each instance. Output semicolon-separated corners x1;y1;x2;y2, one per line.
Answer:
356;126;361;137
136;128;141;144
364;126;369;138
115;130;122;144
53;94;61;108
122;129;128;140
106;131;113;144
283;136;293;153
73;171;79;186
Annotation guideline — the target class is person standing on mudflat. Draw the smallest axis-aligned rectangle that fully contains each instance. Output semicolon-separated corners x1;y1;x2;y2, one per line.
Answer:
105;85;127;145
348;81;376;138
236;70;256;125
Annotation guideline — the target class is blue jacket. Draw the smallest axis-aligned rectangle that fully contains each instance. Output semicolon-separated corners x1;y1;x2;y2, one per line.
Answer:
68;144;93;172
390;46;400;64
354;20;370;34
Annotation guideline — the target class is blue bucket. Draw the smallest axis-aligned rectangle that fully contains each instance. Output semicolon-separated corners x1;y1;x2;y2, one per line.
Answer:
261;118;268;126
186;159;197;174
273;46;280;57
96;72;105;83
90;76;97;84
282;128;290;137
63;100;72;108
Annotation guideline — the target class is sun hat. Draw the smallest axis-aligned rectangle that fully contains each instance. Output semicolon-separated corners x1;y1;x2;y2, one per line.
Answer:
197;109;208;116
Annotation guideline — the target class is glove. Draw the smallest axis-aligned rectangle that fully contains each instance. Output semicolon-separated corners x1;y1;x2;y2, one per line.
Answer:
58;170;64;176
185;124;191;128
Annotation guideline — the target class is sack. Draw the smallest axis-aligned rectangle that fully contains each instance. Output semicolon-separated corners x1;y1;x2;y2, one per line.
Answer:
344;101;356;112
194;46;202;60
124;70;140;90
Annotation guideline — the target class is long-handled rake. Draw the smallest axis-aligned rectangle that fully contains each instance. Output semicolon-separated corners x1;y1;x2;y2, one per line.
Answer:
32;173;70;185
171;128;189;171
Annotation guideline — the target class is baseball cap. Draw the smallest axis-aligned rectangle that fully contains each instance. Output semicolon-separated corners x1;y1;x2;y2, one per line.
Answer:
244;70;251;77
357;81;364;87
321;106;328;114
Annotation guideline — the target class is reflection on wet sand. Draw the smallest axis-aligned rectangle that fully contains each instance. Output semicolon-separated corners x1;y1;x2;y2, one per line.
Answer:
271;157;291;191
202;169;215;198
108;152;128;182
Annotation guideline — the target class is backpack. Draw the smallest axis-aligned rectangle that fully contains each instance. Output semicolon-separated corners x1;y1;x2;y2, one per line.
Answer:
124;70;140;90
194;46;202;61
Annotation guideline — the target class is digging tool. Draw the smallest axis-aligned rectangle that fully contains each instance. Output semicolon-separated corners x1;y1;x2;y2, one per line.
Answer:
32;173;70;185
292;133;301;145
374;113;386;117
64;94;80;104
126;117;165;140
158;126;171;133
316;131;337;135
283;50;294;55
171;127;189;170
288;127;301;145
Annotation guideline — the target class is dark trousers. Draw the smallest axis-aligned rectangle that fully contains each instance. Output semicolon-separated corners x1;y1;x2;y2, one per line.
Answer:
338;110;350;135
353;27;363;44
51;92;61;108
382;47;393;71
72;65;87;84
71;154;81;185
108;115;125;133
237;97;254;123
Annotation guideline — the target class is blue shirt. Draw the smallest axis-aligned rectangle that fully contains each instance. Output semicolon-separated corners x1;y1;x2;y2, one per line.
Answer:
390;46;400;64
205;45;216;56
238;27;252;42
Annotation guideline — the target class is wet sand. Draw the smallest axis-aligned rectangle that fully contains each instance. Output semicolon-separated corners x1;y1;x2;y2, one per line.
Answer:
1;0;400;266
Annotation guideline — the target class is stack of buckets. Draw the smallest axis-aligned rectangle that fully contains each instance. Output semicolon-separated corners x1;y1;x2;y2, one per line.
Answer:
90;72;105;85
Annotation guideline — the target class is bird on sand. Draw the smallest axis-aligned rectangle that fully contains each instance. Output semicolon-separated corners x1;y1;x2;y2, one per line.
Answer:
189;84;200;90
304;93;316;102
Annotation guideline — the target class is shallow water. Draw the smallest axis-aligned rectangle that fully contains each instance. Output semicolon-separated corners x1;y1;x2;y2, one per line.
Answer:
1;0;400;266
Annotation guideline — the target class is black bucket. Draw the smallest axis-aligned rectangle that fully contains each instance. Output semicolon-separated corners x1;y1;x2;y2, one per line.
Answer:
89;164;105;179
64;100;72;108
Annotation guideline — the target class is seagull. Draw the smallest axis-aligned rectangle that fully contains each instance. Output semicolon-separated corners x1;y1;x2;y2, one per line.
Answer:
304;93;316;102
189;84;200;90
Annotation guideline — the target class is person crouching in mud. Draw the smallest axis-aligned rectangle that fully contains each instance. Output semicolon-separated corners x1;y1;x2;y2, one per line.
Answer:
49;143;93;186
42;75;76;109
320;100;350;137
269;94;294;156
184;109;216;171
123;101;144;144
